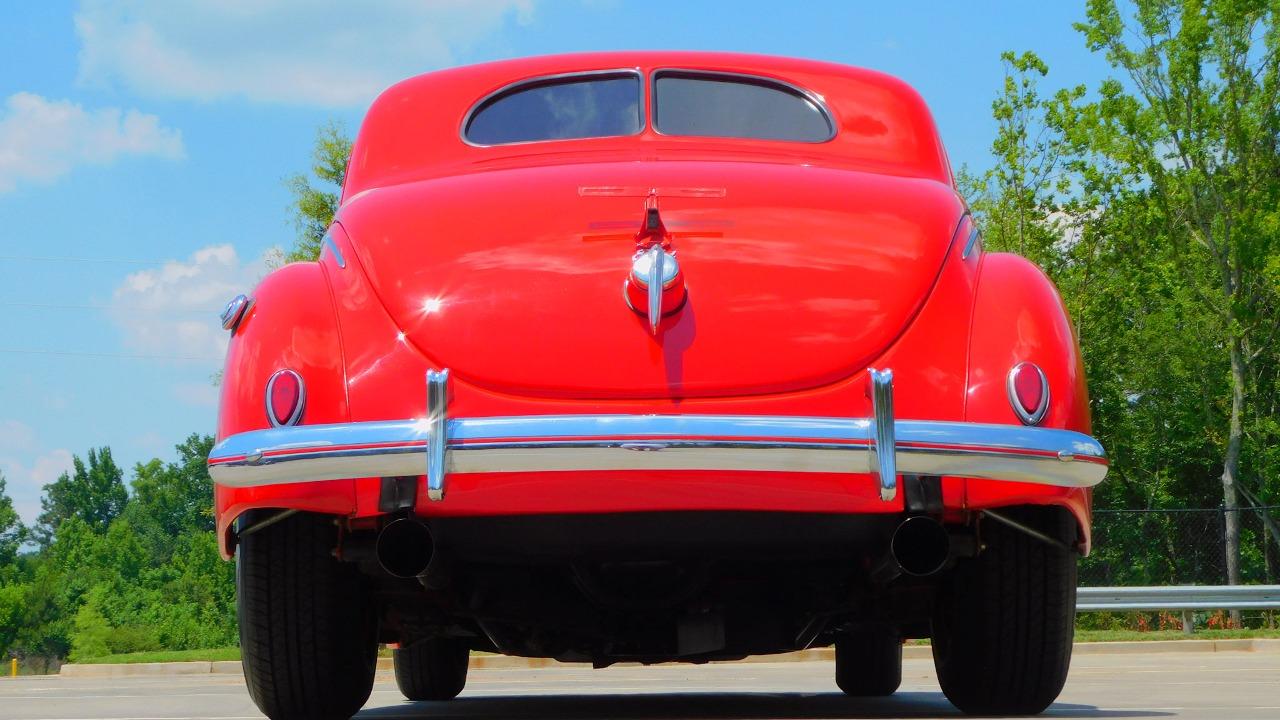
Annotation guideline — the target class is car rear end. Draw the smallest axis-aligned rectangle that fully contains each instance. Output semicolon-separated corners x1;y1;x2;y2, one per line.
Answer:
213;52;1106;719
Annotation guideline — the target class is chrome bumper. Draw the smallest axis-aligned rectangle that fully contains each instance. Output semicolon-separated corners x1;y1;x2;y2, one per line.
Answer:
207;368;1108;502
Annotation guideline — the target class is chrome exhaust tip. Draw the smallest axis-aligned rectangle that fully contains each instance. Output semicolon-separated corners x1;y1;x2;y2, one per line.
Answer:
376;518;434;578
890;515;951;577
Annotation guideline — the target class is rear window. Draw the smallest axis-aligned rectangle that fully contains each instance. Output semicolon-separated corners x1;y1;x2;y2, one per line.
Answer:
464;72;643;145
653;71;834;143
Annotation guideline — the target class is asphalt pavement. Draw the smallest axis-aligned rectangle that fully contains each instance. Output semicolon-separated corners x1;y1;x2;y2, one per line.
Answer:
1;651;1277;720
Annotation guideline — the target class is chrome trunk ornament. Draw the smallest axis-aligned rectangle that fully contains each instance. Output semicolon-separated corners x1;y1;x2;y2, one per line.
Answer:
623;191;687;334
627;245;682;334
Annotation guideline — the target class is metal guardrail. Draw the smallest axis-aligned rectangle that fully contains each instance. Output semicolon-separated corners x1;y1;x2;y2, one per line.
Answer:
1078;585;1280;612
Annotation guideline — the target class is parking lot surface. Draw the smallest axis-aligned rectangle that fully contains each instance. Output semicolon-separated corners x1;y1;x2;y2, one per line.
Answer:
1;651;1277;720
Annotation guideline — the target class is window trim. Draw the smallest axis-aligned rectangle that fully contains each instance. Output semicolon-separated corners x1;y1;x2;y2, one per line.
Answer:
650;68;837;144
460;68;646;148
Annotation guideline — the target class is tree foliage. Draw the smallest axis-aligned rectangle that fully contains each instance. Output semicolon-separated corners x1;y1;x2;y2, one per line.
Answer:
122;434;215;560
970;0;1280;590
285;121;352;262
34;448;127;545
0;474;24;569
1;437;236;666
1071;0;1280;586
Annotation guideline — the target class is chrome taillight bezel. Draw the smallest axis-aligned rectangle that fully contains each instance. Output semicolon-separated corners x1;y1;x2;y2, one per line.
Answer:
1007;361;1050;426
265;369;306;427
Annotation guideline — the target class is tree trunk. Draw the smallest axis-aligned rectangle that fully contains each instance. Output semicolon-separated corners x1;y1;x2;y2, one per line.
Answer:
1221;335;1246;626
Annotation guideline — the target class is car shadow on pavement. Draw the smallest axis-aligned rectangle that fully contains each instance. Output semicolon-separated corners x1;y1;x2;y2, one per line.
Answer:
355;692;1172;719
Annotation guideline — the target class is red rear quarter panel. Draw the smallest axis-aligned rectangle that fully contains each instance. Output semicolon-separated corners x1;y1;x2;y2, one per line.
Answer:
965;252;1093;550
214;262;352;555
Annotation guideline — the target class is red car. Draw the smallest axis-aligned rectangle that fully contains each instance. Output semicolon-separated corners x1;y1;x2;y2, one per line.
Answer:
210;52;1107;719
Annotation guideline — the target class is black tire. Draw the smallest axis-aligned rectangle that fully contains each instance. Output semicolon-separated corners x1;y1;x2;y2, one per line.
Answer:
393;638;470;701
932;506;1078;715
237;512;378;720
834;626;902;696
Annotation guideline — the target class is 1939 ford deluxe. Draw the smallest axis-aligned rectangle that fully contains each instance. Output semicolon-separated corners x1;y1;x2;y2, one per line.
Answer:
210;52;1107;719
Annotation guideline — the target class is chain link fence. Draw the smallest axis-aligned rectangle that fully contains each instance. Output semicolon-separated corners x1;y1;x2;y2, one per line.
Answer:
1078;505;1280;630
1080;505;1279;587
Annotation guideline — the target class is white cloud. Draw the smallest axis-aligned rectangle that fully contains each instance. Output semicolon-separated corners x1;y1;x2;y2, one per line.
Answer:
0;446;74;526
0;92;183;193
110;244;271;362
75;0;535;107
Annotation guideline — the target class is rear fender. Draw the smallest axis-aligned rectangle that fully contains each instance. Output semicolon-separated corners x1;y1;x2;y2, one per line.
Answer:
964;252;1092;551
214;258;351;557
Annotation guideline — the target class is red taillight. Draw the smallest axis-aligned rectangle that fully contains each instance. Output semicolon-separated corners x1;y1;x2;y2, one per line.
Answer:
1007;362;1049;425
266;369;305;427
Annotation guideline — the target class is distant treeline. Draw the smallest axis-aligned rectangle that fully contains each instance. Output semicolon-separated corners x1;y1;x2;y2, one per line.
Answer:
0;437;236;668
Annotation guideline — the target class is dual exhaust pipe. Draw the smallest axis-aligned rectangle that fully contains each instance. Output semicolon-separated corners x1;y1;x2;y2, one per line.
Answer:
376;517;435;578
375;514;958;581
887;515;953;578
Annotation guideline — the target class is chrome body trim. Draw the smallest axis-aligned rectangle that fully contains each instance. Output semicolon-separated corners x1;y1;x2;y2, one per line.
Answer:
220;294;251;332
264;369;305;428
1007;362;1050;425
650;68;837;143
868;368;897;501
425;369;449;501
961;226;981;259
460;68;645;148
209;413;1109;493
321;233;346;268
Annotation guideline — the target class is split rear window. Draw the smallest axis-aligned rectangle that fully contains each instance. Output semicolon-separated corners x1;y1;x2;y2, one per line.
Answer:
463;70;835;146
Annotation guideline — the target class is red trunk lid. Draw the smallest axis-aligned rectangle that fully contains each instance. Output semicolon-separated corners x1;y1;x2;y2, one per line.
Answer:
339;161;962;399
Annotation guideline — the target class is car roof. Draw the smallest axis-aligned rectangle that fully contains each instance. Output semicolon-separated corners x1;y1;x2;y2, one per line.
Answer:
343;51;953;200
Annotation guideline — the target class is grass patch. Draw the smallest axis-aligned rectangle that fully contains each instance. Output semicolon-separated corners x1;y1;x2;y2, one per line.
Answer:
72;647;242;665
1074;627;1280;642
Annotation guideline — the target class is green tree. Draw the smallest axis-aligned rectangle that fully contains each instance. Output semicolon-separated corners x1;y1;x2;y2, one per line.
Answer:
123;435;215;558
0;583;23;658
0;472;24;566
967;9;1280;589
7;437;240;664
34;448;127;544
285;121;352;262
962;51;1082;270
1067;0;1280;588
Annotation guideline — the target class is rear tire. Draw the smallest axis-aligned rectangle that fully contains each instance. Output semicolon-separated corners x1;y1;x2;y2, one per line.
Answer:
932;506;1078;715
834;626;902;696
393;638;470;701
237;512;378;720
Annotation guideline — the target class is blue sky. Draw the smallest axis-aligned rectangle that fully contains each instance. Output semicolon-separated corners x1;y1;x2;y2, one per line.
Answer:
0;1;1115;524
